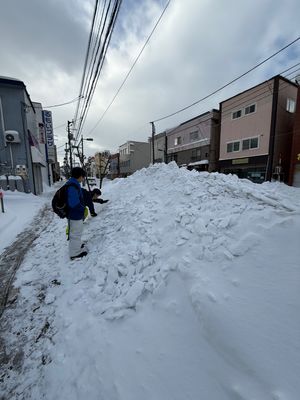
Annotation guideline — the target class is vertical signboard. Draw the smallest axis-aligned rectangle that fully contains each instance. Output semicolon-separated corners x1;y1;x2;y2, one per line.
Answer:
42;110;55;163
42;110;54;147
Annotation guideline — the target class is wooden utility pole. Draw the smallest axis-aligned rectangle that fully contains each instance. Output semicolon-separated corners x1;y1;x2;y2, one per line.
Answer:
81;135;84;165
151;122;156;164
64;142;69;177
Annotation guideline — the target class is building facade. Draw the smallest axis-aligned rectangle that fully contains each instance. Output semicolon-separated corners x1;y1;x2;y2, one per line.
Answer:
108;152;120;179
94;151;110;178
288;83;300;186
166;110;220;172
119;141;150;176
33;102;51;187
0;77;60;194
219;75;297;183
149;131;167;164
0;76;45;194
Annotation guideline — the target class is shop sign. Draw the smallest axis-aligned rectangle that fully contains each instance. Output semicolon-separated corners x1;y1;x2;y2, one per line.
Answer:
42;110;54;147
232;158;249;165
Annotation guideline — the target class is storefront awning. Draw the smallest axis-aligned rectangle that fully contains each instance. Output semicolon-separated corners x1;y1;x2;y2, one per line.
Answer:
31;146;47;167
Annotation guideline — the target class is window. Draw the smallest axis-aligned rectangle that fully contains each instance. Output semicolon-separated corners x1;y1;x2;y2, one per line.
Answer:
121;160;130;168
244;104;256;115
174;137;182;146
168;153;178;162
232;110;242;119
190;131;199;141
242;139;250;150
286;98;295;113
232;104;256;120
242;136;259;150
191;148;201;161
227;141;240;153
250;137;258;148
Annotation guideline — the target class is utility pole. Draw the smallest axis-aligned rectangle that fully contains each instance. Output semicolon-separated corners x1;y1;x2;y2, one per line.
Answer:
64;142;69;177
67;120;73;170
164;134;168;163
150;122;156;164
81;135;84;165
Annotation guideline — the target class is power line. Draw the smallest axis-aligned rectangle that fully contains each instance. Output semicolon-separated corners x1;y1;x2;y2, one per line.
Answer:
79;0;109;123
87;0;172;136
43;96;83;108
151;35;300;123
53;118;82;131
220;62;300;114
76;0;120;141
52;68;294;131
73;0;123;144
153;68;300;140
73;0;100;132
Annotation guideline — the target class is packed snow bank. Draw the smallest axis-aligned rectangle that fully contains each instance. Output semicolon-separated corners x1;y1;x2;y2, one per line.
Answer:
0;190;47;254
3;163;300;400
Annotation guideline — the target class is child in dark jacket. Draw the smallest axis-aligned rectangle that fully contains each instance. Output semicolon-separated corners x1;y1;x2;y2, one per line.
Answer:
82;188;109;217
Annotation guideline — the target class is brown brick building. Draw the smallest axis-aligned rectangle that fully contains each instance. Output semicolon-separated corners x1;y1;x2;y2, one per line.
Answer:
289;84;300;186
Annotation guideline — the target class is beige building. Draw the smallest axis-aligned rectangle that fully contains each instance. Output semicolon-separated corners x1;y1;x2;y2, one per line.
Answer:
219;75;297;183
94;151;110;178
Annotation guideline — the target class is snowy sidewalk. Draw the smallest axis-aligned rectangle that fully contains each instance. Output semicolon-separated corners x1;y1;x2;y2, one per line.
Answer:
0;205;53;318
0;190;47;255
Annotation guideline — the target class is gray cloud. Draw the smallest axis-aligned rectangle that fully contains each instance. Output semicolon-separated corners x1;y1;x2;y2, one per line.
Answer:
0;0;90;74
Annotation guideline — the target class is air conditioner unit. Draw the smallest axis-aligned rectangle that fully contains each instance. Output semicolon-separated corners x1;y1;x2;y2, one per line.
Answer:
16;165;27;174
5;130;21;143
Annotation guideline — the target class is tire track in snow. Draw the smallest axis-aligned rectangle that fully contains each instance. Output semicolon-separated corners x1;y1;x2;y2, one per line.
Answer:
0;205;54;399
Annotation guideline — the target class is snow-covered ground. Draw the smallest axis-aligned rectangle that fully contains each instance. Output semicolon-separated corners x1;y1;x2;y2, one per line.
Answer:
1;163;300;400
0;190;47;254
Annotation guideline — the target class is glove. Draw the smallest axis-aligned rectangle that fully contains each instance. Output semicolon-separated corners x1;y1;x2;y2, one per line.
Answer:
101;199;109;203
91;212;97;217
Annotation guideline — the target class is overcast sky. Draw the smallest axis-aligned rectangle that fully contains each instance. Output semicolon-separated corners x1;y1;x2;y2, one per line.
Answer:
0;0;299;162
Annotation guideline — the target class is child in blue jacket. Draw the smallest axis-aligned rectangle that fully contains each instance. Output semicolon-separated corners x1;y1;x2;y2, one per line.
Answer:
66;167;87;260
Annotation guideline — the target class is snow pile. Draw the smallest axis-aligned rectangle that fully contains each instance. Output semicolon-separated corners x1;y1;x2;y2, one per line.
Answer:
79;162;299;318
2;163;300;400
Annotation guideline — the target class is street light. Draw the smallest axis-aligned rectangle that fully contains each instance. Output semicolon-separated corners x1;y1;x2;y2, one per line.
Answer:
72;136;93;164
80;136;93;166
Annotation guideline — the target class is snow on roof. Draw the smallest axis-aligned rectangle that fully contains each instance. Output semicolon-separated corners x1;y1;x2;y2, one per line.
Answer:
0;75;22;82
0;76;24;85
188;159;209;166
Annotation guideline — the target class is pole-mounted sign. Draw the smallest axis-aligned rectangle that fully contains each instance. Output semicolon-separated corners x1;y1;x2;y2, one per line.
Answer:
42;110;54;147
